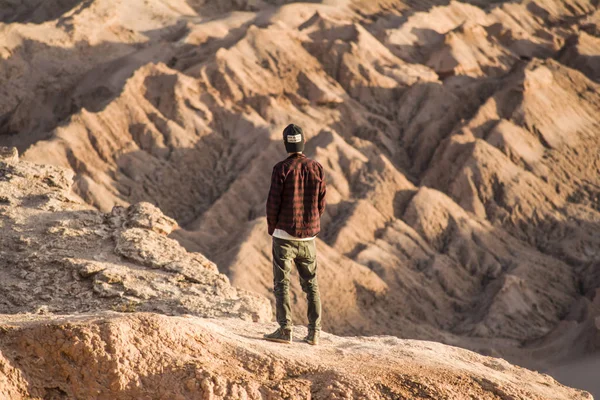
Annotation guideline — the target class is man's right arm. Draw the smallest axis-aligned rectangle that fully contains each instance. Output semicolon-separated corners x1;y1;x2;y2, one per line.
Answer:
318;165;327;217
267;164;284;236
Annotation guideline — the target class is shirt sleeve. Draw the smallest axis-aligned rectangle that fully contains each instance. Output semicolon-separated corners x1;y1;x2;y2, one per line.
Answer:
266;164;284;236
318;166;327;217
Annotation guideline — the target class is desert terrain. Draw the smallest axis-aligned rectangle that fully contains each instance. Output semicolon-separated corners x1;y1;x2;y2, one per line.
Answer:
0;0;599;398
0;140;591;400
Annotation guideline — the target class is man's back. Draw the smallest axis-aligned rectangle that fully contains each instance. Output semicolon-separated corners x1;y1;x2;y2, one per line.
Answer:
267;153;326;239
264;124;324;346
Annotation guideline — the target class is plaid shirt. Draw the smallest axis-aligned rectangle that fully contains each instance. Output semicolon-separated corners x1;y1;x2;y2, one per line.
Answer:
267;153;326;238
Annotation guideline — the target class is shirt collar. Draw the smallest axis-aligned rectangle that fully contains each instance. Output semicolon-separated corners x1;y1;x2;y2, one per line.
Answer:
287;153;306;159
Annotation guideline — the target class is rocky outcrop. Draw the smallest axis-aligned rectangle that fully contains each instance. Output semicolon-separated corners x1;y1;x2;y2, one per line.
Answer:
0;153;270;322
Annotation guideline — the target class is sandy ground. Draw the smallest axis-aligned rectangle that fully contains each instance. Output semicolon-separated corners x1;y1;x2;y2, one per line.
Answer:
0;312;592;399
548;356;600;399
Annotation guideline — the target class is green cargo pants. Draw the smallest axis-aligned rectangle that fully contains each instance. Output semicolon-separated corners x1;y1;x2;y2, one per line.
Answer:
272;237;321;331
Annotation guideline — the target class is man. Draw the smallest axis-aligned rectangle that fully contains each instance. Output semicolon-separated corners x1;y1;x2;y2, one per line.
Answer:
264;124;326;346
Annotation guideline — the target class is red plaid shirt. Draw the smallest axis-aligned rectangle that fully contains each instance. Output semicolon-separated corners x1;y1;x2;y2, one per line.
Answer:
267;153;326;238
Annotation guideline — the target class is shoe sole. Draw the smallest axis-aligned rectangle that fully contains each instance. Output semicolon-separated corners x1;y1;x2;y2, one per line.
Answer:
303;339;318;346
264;337;292;344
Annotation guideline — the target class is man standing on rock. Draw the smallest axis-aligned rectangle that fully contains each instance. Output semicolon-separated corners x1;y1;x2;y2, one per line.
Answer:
264;124;326;346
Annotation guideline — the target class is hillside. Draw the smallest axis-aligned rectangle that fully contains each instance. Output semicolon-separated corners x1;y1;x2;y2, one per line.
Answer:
0;0;599;396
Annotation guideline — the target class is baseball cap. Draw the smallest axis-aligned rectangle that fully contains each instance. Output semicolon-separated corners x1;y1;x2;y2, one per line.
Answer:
283;124;305;153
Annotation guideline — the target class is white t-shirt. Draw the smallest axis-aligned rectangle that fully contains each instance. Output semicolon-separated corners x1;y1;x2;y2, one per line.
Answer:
273;229;316;241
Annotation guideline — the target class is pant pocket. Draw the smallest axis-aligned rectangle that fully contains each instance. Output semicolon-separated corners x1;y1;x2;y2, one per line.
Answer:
303;240;317;260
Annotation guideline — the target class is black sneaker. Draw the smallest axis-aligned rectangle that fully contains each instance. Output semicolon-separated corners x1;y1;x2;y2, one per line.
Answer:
303;329;320;346
263;328;292;344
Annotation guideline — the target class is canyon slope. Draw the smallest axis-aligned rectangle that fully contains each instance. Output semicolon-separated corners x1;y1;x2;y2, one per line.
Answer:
0;149;591;400
0;0;599;395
